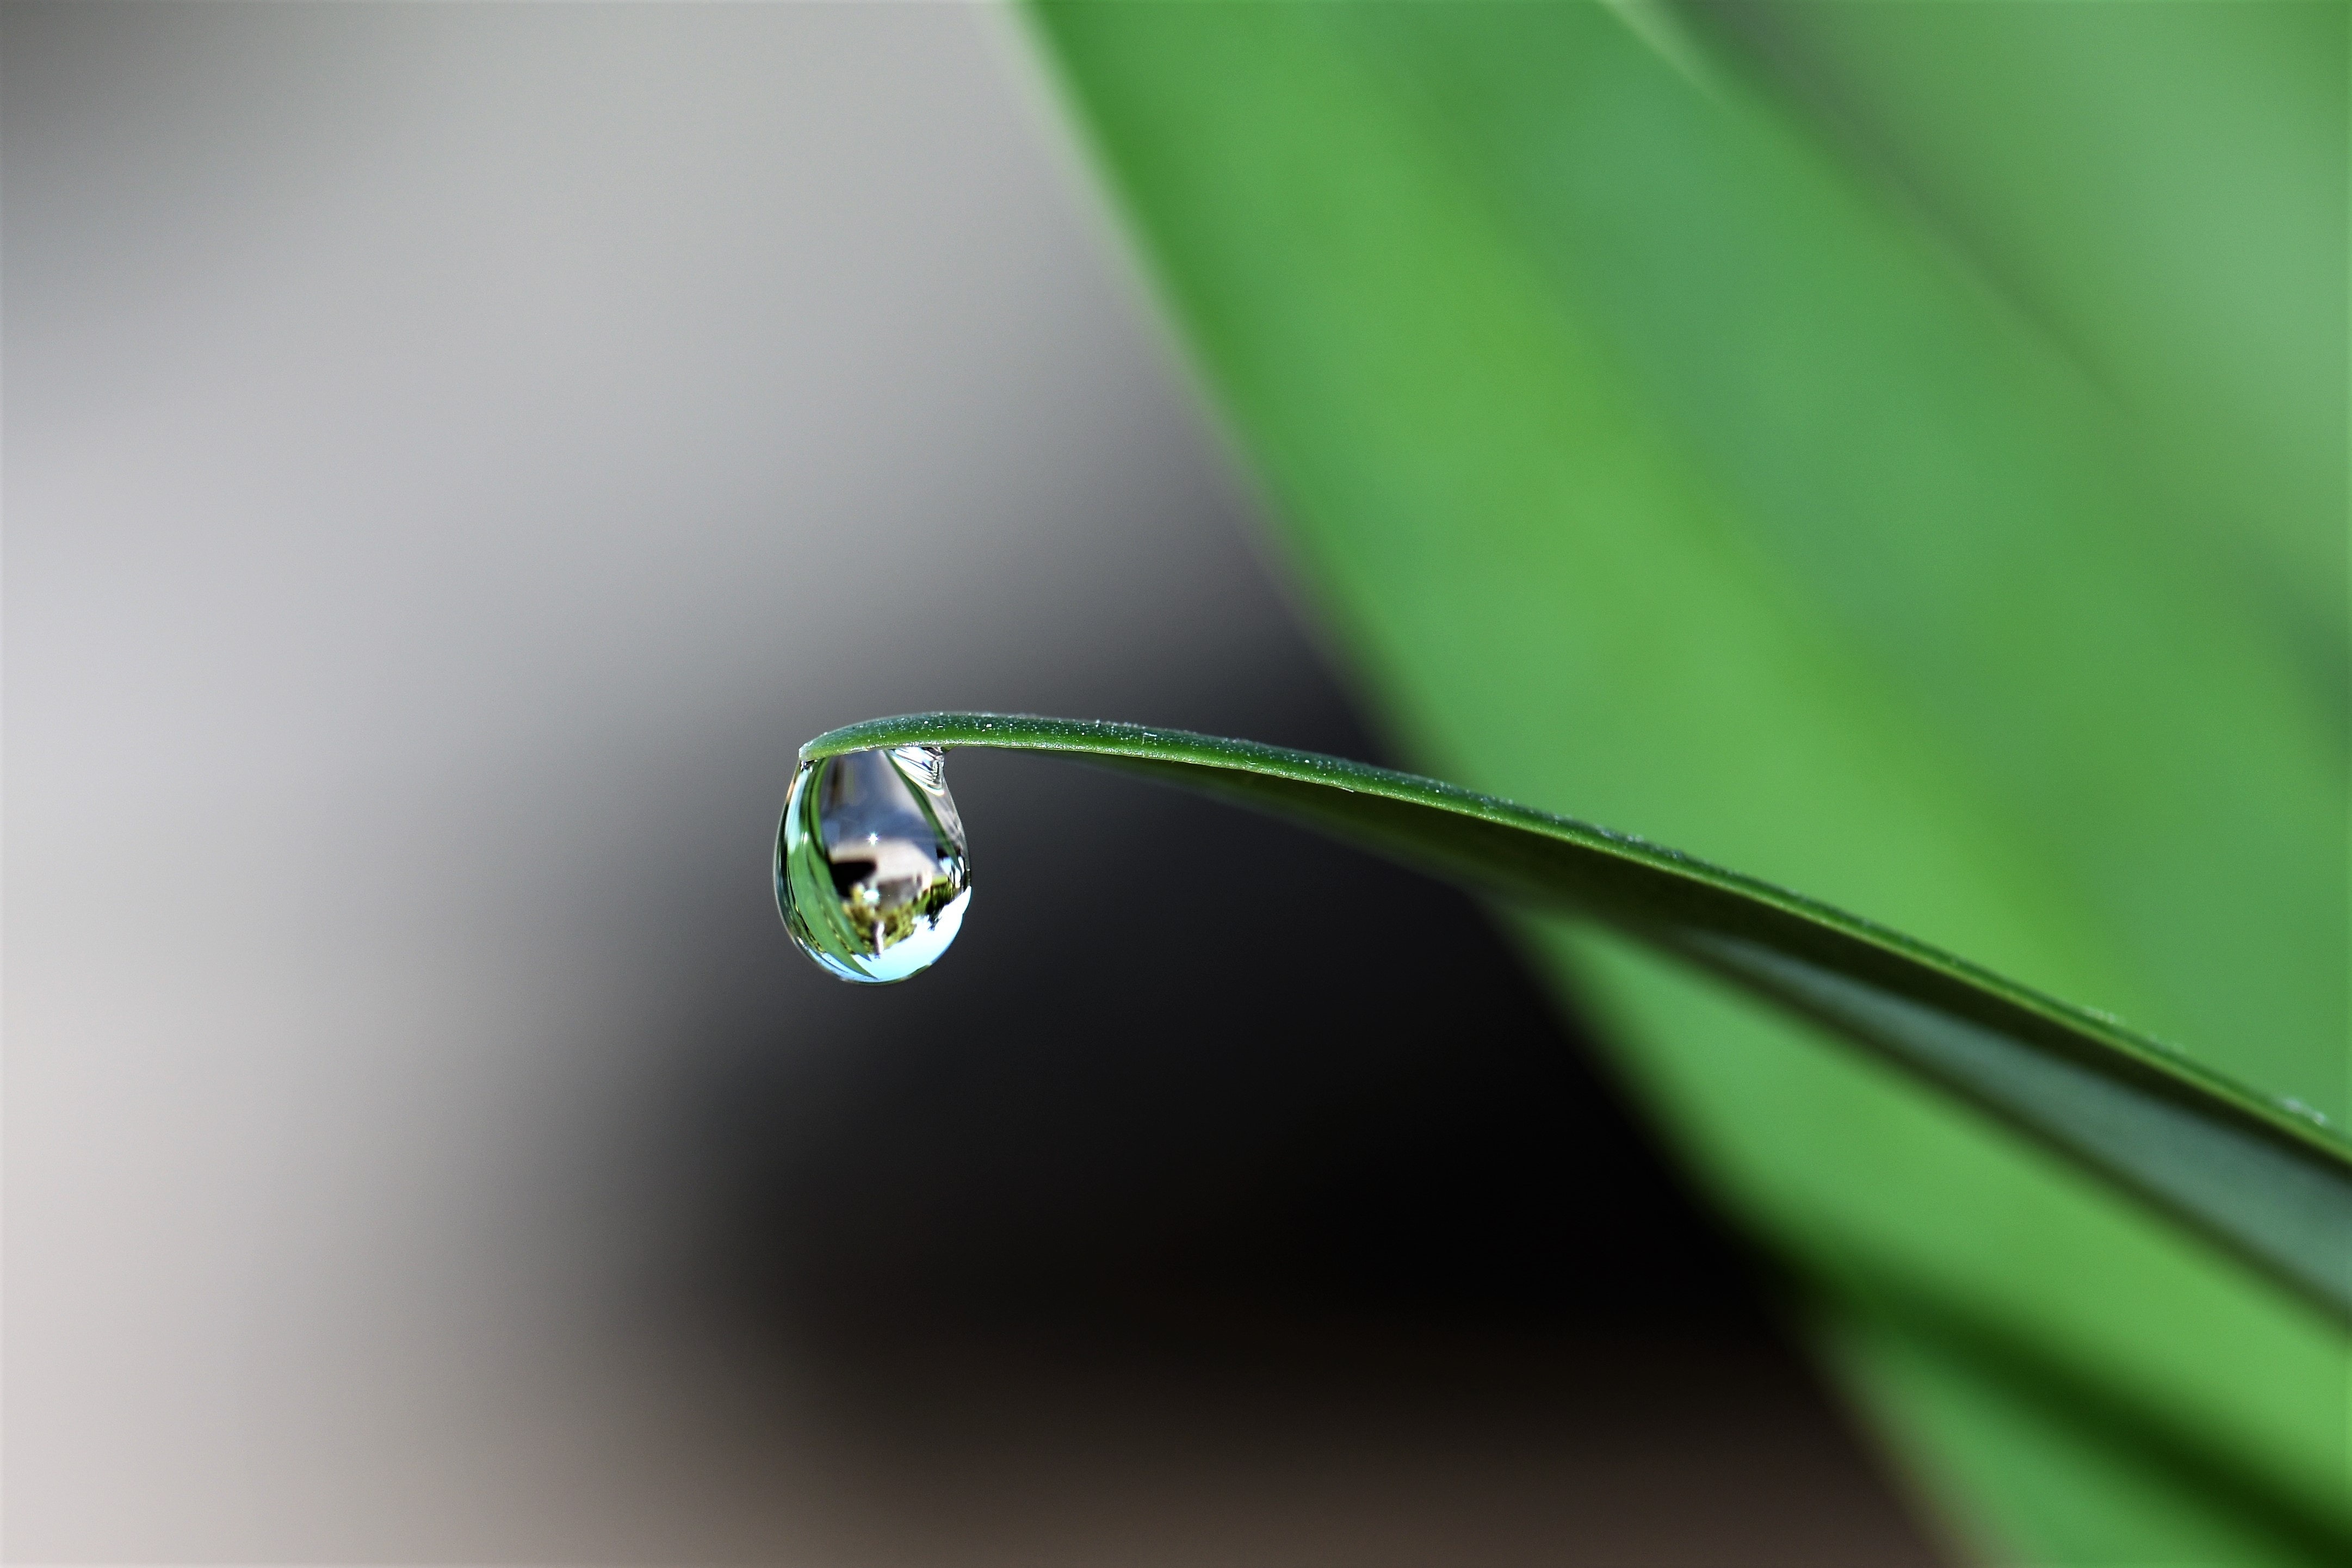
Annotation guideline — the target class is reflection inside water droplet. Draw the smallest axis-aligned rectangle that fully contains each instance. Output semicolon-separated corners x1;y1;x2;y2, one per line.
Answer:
776;745;971;983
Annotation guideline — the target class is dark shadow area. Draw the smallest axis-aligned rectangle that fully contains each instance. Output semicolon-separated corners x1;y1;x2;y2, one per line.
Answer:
684;682;1761;1346
612;667;1951;1565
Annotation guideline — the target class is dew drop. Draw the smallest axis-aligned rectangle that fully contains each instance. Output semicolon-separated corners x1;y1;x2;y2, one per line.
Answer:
776;744;971;983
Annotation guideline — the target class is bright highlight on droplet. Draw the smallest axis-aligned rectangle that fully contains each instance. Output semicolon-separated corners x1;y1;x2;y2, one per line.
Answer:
776;745;971;983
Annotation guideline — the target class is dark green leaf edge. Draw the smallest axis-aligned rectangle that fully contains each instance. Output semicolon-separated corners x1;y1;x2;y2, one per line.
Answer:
800;712;2352;1329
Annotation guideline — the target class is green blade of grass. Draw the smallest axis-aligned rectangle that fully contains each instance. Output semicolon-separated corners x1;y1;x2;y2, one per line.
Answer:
802;711;2352;1329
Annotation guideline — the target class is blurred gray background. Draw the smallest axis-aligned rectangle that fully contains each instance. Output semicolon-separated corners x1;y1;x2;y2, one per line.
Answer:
4;4;1940;1562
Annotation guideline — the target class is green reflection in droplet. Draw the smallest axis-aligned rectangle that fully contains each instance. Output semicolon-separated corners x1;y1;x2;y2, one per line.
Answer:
776;744;970;984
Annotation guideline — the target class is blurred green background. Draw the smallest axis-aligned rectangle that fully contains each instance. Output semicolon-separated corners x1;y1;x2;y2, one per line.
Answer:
1034;2;2347;1561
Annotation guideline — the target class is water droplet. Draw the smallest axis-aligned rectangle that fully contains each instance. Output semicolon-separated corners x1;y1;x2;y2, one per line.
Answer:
776;745;971;983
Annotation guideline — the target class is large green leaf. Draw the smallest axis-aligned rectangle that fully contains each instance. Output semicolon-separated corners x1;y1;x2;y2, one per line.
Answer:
803;712;2352;1335
1025;2;2347;1561
1681;0;2348;705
